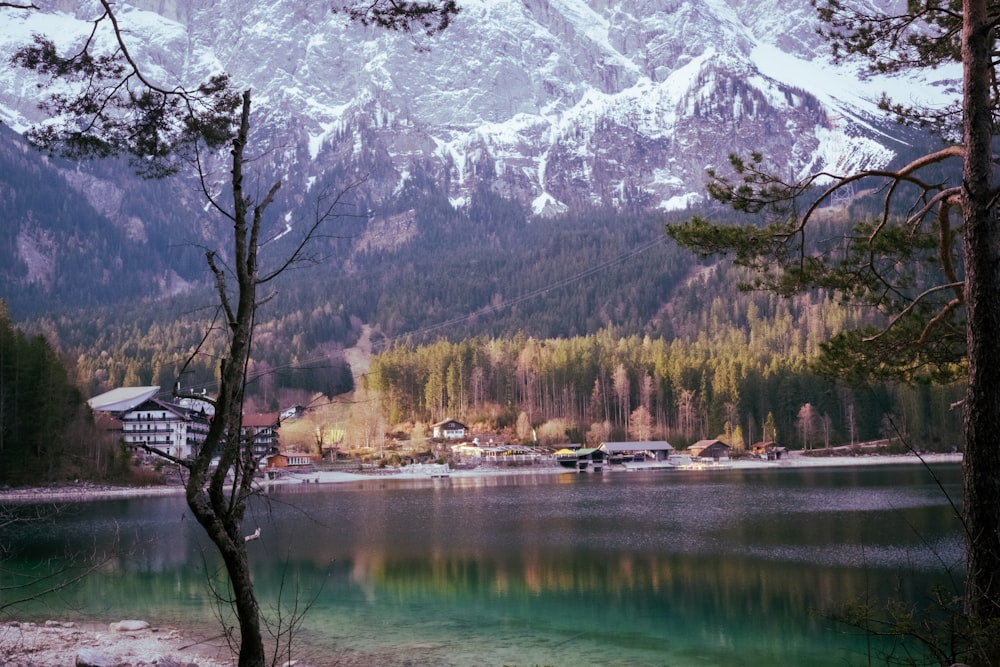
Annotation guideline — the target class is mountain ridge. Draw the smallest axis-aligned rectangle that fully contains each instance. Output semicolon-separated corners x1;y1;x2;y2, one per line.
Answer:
0;0;956;321
0;0;954;213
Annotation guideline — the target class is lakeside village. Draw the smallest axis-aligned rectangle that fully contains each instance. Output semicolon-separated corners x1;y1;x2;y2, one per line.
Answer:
88;386;815;483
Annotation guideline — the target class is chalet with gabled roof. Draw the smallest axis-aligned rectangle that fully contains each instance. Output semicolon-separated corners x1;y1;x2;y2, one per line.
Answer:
688;439;731;461
432;419;467;440
751;441;785;460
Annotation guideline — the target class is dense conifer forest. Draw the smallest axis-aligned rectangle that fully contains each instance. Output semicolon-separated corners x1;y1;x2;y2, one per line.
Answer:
0;304;127;485
3;179;966;474
367;308;964;451
20;190;688;400
0;50;967;477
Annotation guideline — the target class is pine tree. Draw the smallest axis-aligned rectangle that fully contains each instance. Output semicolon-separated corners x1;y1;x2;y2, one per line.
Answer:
668;1;1000;658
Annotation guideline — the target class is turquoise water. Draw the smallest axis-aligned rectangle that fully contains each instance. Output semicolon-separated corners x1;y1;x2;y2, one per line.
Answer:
1;464;965;666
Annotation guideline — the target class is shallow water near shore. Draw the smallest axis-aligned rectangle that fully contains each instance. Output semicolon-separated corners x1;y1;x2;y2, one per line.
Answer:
2;463;965;666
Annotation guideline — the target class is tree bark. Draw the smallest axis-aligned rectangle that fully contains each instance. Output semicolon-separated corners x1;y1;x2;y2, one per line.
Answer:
960;0;1000;638
184;90;267;667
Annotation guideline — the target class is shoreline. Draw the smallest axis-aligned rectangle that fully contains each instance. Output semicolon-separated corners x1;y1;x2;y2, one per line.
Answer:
1;451;964;666
0;620;233;667
0;451;964;504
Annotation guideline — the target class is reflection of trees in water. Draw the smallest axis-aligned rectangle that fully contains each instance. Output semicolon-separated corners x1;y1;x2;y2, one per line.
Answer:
342;546;949;621
1;496;203;583
1;467;964;657
0;503;135;616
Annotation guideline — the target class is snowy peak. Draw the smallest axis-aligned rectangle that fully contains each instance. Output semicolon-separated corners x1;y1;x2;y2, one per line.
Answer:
0;0;955;214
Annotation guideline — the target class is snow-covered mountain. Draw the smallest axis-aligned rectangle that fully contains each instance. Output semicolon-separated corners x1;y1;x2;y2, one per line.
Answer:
0;0;957;218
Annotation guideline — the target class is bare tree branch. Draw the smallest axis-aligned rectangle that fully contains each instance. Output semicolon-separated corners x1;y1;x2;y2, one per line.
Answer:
259;178;366;283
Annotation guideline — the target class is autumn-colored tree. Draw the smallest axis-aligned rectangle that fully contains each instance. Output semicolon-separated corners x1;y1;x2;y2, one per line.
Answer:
629;405;653;441
762;411;778;444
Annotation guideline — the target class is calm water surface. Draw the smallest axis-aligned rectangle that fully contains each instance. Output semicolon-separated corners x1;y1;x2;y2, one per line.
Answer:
2;464;965;666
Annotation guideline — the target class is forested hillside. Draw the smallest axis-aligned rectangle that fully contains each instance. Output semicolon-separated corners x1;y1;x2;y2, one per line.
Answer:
22;189;690;402
367;292;964;452
10;172;965;453
0;127;211;317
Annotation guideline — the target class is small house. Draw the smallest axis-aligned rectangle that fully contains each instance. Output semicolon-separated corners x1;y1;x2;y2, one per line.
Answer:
688;439;731;461
432;419;468;440
751;441;785;460
450;441;481;458
263;452;319;470
280;405;306;421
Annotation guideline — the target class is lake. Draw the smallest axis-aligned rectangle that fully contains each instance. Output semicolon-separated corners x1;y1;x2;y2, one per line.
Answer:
1;463;966;666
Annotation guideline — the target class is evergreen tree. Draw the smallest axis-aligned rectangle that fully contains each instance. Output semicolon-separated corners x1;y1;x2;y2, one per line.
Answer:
0;301;89;484
667;1;1000;658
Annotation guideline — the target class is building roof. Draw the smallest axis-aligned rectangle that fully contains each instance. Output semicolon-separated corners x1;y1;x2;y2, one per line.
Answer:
601;441;674;453
133;397;208;420
243;413;279;428
557;447;600;457
689;439;730;453
87;386;160;413
751;440;782;450
93;411;123;431
433;418;467;428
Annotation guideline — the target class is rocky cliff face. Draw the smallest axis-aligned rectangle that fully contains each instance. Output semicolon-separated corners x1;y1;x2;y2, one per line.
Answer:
0;0;954;216
0;0;957;312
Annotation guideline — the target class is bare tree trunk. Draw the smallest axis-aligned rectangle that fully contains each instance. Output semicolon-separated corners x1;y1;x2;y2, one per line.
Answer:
182;90;271;667
8;3;458;662
960;0;1000;642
